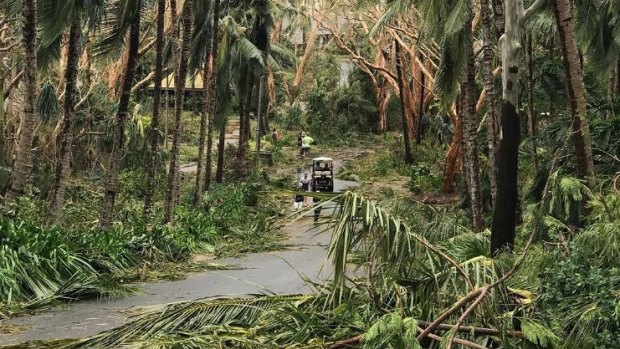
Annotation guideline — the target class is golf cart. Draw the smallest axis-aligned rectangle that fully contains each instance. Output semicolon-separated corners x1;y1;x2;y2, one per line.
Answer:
312;157;334;192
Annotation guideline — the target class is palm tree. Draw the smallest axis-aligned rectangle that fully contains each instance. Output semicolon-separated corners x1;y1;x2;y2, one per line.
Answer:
164;0;193;223
480;0;499;205
3;0;37;212
395;41;414;164
49;22;81;216
552;0;596;189
194;0;222;202
462;12;483;233
204;0;222;192
491;0;545;254
37;0;106;216
143;0;166;219
99;0;143;229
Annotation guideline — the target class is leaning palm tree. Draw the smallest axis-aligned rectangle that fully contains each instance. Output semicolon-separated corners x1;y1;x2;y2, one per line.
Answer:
3;0;37;212
164;0;193;223
99;0;144;229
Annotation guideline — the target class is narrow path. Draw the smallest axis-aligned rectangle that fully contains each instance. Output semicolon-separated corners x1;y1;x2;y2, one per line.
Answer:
0;176;357;345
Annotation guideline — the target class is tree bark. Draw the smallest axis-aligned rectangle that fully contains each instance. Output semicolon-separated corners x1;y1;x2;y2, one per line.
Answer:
292;21;318;99
463;21;484;233
395;41;414;164
480;0;499;205
194;1;215;204
526;34;538;170
164;0;192;223
50;22;81;216
491;0;522;254
203;0;221;193
443;106;462;193
216;118;226;183
552;0;596;189
416;58;426;145
492;0;505;39
4;0;37;212
100;2;142;228
143;0;166;218
237;71;253;174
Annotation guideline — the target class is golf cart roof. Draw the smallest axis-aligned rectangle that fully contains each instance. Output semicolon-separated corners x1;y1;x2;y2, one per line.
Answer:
313;157;333;161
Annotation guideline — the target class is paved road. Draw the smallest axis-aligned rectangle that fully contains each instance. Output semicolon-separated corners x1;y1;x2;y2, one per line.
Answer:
0;177;357;345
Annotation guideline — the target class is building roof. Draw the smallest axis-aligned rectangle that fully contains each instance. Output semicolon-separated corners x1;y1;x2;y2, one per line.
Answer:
148;72;205;91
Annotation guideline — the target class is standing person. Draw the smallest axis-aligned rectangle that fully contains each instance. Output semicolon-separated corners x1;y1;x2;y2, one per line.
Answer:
301;173;311;206
301;133;314;158
313;190;322;223
272;129;280;143
297;131;304;158
293;181;304;210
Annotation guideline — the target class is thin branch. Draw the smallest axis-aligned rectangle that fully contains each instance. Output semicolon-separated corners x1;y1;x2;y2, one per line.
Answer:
0;41;19;52
425;330;490;349
447;286;490;348
416;288;484;341
2;70;24;97
326;334;363;349
521;0;547;23
417;320;524;337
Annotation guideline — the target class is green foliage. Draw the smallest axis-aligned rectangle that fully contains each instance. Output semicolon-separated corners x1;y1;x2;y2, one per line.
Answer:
407;163;441;194
540;254;620;348
0;219;133;311
362;313;420;349
37;83;60;123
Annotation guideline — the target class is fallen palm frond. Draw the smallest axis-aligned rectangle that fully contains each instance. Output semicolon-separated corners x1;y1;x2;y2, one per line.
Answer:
67;294;313;348
327;191;481;305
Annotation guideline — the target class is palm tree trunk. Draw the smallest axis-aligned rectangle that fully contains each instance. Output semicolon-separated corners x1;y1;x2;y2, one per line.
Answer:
491;0;505;38
216;118;226;183
480;0;499;206
164;0;192;223
4;0;37;212
526;34;538;170
443;106;462;193
416;59;425;145
204;0;221;192
194;8;214;204
50;22;81;216
552;0;595;188
491;0;522;254
143;0;166;218
237;72;253;175
100;4;141;228
200;0;221;195
463;23;483;233
395;41;413;164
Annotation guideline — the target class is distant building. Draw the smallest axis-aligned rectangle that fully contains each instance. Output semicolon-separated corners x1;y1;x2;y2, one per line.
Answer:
147;72;204;110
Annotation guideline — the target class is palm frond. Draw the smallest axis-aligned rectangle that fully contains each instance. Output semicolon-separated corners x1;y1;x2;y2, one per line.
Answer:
69;294;313;348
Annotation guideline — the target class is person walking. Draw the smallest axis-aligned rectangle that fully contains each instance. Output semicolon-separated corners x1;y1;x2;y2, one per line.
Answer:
293;181;304;210
301;132;314;159
301;173;311;206
313;190;322;223
297;131;304;158
272;129;280;143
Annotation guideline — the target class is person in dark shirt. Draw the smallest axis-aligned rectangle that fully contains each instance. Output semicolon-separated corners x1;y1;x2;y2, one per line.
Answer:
293;182;304;210
301;173;310;206
313;190;322;223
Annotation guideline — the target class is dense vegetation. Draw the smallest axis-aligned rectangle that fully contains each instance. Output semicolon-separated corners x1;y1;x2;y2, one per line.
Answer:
0;0;619;348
